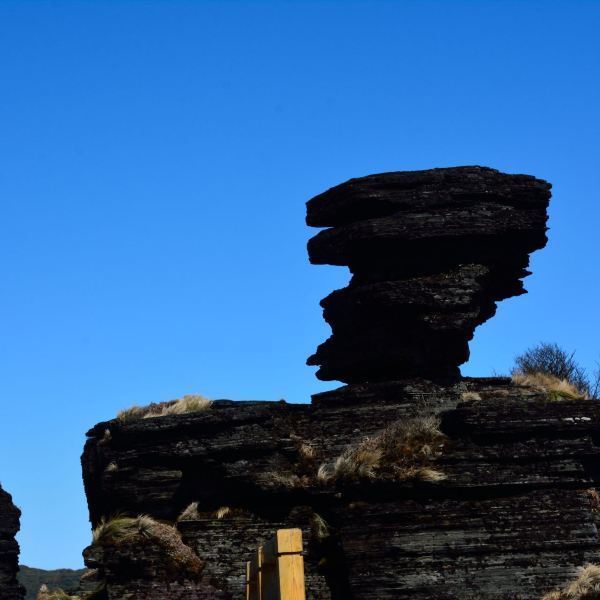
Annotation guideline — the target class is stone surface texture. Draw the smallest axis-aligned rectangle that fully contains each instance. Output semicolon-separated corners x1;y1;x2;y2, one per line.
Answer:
306;166;551;382
81;379;600;599
0;484;25;600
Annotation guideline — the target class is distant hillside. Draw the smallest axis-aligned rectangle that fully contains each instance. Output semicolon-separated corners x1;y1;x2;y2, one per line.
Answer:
18;565;87;600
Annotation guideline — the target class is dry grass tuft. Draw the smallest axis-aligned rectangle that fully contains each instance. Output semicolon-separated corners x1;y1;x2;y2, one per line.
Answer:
36;586;80;600
117;394;212;421
92;514;155;544
587;489;600;513
513;372;588;401
318;416;447;483
259;471;311;489
461;391;482;402
541;564;600;599
92;514;203;578
298;443;316;460
214;506;231;519
311;513;330;541
177;502;200;522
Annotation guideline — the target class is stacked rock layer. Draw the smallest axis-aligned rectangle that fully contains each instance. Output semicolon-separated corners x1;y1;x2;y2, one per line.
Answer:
82;380;600;600
0;485;25;600
306;166;551;382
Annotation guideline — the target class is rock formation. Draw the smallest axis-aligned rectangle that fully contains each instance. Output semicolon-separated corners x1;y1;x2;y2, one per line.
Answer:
306;166;551;382
82;380;600;599
0;484;25;600
80;166;600;599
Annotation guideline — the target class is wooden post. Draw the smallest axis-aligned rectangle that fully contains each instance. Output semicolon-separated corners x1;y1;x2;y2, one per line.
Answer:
261;529;306;600
246;545;263;600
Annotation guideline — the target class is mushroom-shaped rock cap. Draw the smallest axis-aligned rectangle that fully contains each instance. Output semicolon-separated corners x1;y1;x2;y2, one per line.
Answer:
306;166;551;383
306;166;551;228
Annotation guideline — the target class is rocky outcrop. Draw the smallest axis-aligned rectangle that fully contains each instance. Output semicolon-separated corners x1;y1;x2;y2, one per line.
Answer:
0;485;25;600
79;166;600;599
306;166;551;382
82;379;600;599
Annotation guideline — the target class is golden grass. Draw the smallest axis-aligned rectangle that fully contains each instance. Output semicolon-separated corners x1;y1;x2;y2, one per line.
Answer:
214;506;230;519
117;394;212;421
259;471;311;489
541;564;600;599
176;504;235;522
92;513;203;578
318;415;447;483
311;513;330;541
177;502;200;522
460;391;482;402
298;443;316;460
92;514;155;544
36;586;80;600
512;372;588;400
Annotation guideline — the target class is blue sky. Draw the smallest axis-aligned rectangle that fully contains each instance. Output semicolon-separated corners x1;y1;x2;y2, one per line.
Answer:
0;0;598;569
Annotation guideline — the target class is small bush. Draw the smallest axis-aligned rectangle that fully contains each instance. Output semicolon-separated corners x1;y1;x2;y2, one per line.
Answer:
513;342;597;397
541;564;600;599
318;416;447;483
512;372;588;400
117;394;212;421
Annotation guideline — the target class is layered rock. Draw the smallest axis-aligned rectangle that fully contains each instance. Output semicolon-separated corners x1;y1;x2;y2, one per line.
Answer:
306;166;551;382
79;166;600;600
0;485;25;600
82;380;600;599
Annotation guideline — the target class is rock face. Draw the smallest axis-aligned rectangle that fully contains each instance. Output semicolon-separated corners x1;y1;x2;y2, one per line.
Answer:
82;380;600;600
306;166;551;382
80;166;600;599
0;485;25;600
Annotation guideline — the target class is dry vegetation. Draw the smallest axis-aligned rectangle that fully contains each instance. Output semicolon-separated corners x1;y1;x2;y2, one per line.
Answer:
258;471;312;489
317;415;447;483
586;489;600;513
35;580;106;600
512;342;599;398
36;587;80;600
310;513;330;541
177;502;201;522
541;564;600;599
117;394;212;421
92;514;203;578
214;506;230;519
512;372;588;401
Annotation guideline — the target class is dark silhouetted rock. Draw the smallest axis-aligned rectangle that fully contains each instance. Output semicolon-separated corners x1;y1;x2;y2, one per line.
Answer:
306;166;551;382
0;485;25;600
79;166;600;600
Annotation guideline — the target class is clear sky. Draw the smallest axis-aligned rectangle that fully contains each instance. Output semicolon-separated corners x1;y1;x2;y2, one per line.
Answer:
0;0;599;569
